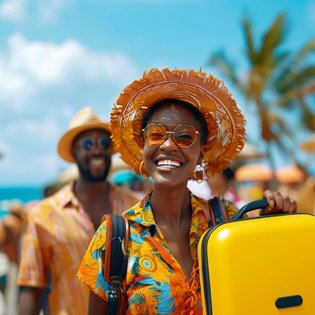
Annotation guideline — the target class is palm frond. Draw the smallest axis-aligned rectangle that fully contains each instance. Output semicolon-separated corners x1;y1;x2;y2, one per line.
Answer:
291;66;315;87
295;38;315;64
241;15;257;63
207;12;315;167
302;110;315;131
207;50;240;88
257;13;287;63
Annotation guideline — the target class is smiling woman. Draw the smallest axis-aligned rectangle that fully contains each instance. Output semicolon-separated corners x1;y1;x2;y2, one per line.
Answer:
141;100;205;190
111;68;245;176
77;68;297;315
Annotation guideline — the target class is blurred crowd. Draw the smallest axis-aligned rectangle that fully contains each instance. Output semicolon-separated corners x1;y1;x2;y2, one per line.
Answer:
0;107;314;315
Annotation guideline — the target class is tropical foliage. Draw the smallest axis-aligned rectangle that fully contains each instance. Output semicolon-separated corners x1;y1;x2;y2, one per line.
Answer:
208;13;315;166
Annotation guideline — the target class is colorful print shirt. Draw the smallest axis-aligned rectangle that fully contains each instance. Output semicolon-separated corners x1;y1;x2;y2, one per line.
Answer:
77;193;238;315
17;182;140;315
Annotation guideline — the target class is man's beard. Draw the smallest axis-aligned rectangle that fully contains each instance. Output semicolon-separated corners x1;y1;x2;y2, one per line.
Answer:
77;160;111;183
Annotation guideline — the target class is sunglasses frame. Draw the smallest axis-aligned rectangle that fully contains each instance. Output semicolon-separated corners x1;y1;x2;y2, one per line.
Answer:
142;123;200;148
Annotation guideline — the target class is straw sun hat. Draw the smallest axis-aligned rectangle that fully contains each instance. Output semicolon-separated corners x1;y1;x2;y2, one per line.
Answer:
58;107;111;162
111;68;246;176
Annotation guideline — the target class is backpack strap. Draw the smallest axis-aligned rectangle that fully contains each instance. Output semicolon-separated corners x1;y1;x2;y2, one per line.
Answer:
208;196;228;226
102;214;129;314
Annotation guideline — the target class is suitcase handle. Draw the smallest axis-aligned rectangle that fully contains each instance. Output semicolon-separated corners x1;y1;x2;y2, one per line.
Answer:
232;199;269;221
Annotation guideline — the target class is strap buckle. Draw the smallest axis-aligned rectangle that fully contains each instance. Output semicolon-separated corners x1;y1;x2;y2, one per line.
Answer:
106;289;119;302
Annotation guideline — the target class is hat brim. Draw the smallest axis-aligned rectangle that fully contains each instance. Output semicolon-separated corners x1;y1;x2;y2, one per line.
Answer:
57;122;111;163
111;68;246;175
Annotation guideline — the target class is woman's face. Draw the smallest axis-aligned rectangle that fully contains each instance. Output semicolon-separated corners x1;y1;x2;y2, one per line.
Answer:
142;103;205;188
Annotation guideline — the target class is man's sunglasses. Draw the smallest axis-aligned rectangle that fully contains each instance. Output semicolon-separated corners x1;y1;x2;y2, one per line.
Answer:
142;123;200;148
76;136;111;151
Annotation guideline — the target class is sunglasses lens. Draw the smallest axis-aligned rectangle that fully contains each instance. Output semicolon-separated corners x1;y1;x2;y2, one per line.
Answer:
144;124;198;148
79;137;111;151
99;137;111;149
173;125;196;148
80;138;93;150
144;124;167;147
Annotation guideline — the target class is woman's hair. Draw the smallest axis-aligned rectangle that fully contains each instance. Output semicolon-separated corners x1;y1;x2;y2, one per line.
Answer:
222;166;235;180
141;99;208;145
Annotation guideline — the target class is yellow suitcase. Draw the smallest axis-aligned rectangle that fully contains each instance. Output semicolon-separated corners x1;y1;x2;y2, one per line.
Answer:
198;199;315;315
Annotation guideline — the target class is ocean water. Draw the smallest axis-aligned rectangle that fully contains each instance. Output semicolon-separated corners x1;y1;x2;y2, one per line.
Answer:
0;186;42;204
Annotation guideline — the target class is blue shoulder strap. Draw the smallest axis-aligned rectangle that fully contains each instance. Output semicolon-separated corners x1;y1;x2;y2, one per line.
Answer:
208;196;225;226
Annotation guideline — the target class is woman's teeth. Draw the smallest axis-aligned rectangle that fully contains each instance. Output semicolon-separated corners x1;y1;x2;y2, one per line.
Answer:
157;160;180;167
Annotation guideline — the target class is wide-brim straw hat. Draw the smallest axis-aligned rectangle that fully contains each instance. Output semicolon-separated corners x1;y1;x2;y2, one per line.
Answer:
111;68;246;176
58;107;111;162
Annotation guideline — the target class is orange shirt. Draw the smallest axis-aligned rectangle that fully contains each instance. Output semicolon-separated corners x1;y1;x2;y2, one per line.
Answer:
78;193;238;314
17;182;139;315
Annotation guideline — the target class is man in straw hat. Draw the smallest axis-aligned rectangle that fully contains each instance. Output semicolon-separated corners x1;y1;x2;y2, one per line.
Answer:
17;107;140;315
78;68;297;314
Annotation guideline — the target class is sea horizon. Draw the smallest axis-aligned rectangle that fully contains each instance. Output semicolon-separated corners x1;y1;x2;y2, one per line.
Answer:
0;186;43;203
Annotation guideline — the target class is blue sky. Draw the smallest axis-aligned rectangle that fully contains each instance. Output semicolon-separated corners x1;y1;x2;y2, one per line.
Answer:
0;0;314;186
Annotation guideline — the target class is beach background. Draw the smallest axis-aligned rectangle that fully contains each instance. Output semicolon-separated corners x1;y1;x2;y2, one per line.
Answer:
0;0;314;189
0;187;42;204
0;1;314;314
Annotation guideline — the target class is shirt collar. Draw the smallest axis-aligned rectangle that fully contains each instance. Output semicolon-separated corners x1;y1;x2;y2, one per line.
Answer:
124;192;210;241
54;182;82;209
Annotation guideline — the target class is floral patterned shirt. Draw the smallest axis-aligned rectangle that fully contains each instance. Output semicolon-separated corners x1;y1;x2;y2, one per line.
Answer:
77;193;237;315
17;182;139;315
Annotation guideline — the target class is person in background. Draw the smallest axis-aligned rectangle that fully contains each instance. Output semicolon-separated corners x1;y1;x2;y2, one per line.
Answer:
111;169;152;198
206;166;245;208
292;165;315;214
17;107;140;315
0;201;25;264
77;68;297;314
0;201;25;315
42;184;60;199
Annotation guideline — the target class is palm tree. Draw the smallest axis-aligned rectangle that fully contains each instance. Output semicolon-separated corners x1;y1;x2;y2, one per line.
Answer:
207;13;315;169
274;36;315;130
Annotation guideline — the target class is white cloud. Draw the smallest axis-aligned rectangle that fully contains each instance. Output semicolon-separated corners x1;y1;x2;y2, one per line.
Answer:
0;33;138;185
0;33;137;109
0;147;61;185
0;0;71;23
0;0;26;22
37;0;71;23
0;119;64;185
16;118;60;140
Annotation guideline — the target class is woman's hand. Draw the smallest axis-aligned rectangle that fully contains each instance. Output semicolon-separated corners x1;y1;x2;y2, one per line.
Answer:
261;190;297;215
